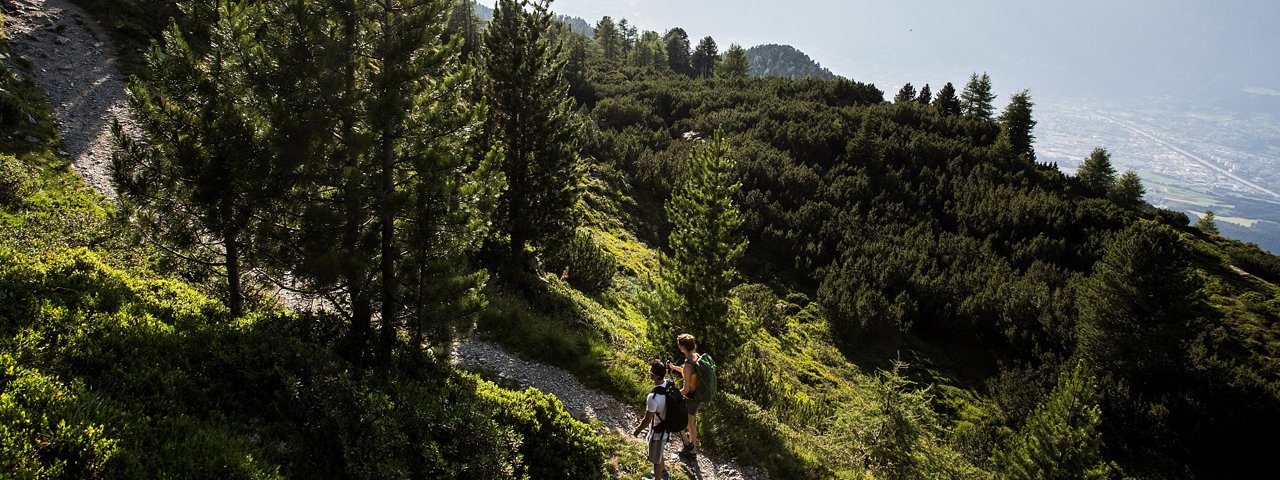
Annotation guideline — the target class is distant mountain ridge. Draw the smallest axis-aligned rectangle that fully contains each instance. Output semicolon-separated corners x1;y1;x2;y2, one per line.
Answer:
747;44;838;80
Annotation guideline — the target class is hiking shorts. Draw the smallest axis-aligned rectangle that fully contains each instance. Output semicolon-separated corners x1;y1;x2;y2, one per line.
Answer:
686;398;701;415
647;436;666;465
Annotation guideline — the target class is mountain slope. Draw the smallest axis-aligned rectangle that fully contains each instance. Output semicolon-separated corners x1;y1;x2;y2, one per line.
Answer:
747;44;838;80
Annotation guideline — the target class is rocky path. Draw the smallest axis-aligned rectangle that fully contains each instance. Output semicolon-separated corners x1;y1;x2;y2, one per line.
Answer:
453;336;767;480
2;0;137;197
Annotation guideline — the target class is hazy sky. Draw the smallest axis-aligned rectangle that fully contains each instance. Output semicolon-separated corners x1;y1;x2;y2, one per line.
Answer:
545;0;1280;104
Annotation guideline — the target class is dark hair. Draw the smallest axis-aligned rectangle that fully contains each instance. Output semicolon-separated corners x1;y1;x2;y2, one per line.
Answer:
677;333;696;352
649;359;667;378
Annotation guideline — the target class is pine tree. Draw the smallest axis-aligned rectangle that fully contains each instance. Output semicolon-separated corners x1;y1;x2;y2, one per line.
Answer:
617;18;637;60
663;27;692;76
594;16;621;62
1075;147;1117;197
630;30;667;70
1076;221;1201;392
445;0;480;60
717;43;750;79
915;83;931;105
113;2;286;318
690;35;719;79
1110;170;1146;209
998;89;1036;161
484;0;583;267
933;82;960;115
995;362;1111;480
960;72;996;119
650;131;747;358
246;0;492;365
893;82;916;104
1196;210;1219;235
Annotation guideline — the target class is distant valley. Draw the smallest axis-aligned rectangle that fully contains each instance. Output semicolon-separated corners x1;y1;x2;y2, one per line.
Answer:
1037;100;1280;253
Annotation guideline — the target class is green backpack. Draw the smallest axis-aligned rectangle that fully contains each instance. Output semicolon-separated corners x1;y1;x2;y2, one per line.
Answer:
694;354;718;403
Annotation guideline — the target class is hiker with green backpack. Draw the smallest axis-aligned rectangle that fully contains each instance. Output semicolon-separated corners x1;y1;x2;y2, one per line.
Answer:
668;333;717;458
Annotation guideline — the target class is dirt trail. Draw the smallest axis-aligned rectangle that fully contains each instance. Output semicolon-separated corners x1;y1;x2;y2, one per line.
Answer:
5;2;767;478
453;336;767;480
3;0;138;197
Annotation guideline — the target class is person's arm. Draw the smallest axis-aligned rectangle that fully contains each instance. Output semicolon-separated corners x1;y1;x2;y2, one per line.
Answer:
680;364;695;397
633;411;655;436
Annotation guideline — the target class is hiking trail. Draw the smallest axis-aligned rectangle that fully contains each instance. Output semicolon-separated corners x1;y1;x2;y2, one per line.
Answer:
3;0;138;198
5;2;767;478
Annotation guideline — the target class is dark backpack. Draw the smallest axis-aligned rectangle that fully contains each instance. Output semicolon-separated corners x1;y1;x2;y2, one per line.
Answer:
693;354;718;403
652;382;688;433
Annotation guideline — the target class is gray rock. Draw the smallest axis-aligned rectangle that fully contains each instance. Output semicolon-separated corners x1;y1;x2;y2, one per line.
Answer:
54;35;69;45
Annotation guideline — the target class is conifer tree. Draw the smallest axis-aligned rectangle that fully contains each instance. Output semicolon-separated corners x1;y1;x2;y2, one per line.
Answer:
960;72;996;119
893;82;916;104
1196;210;1219;235
995;363;1111;480
594;16;622;62
664;27;692;76
933;82;961;115
717;43;750;79
484;0;583;267
631;30;667;70
651;131;747;358
998;89;1036;160
1076;221;1201;392
1110;170;1146;209
1075;147;1117;197
690;35;719;79
248;0;492;364
113;2;285;318
445;0;480;60
915;83;931;105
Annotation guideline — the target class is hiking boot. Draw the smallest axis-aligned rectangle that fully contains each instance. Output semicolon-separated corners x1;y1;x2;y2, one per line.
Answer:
643;470;670;480
678;443;697;457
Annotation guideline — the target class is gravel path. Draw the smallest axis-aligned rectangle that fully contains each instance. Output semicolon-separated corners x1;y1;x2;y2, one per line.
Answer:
2;0;138;197
453;336;767;480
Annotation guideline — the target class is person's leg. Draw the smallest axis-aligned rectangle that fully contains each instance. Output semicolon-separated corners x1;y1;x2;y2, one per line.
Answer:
687;412;697;447
648;437;665;479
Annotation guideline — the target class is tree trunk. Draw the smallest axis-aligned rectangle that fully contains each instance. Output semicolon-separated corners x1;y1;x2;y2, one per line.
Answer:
376;1;398;369
226;230;243;318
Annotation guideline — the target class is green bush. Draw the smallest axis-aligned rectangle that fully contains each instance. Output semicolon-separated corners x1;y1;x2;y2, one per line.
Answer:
481;383;606;479
544;228;617;294
0;154;34;206
0;355;120;479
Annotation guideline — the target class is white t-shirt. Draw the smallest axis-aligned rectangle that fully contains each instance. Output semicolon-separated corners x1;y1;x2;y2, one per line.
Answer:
646;380;672;441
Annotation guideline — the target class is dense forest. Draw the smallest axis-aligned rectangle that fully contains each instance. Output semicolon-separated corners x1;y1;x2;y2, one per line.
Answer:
3;0;1280;479
746;44;838;80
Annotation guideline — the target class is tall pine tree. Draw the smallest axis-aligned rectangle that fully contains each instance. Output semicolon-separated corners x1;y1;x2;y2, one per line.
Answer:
915;83;932;105
998;89;1036;161
484;0;583;267
248;0;493;365
113;1;287;318
1110;170;1146;210
664;27;692;76
690;35;719;79
933;81;961;115
960;72;996;119
1075;147;1117;197
893;82;916;104
648;131;747;358
717;43;750;79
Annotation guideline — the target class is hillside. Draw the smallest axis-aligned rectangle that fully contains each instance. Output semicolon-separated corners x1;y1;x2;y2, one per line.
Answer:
747;44;838;80
5;1;1280;479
